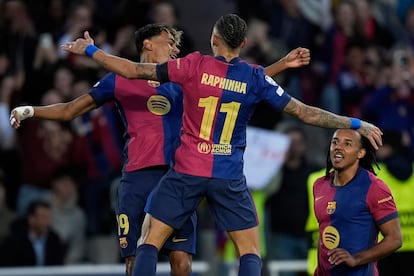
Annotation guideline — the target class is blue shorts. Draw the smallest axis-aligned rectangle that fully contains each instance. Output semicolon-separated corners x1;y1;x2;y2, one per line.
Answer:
146;169;258;232
116;168;197;258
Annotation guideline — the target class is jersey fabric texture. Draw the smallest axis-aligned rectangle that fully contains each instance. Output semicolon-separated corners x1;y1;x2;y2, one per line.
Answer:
313;168;398;276
158;52;291;179
89;72;183;172
89;73;197;257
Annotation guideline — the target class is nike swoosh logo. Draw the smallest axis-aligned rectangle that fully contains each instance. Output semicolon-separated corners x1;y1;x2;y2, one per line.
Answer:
315;195;325;201
172;237;188;243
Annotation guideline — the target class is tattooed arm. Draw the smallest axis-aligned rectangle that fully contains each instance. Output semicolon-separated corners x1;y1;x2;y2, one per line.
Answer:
62;31;158;80
284;97;383;150
95;52;158;80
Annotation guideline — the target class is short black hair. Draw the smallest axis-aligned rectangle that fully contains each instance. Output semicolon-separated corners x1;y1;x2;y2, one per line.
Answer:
134;23;182;56
214;13;247;49
26;200;51;217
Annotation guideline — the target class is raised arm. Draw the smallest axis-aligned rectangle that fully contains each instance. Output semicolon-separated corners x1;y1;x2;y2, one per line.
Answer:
264;47;310;77
10;94;97;129
62;31;158;80
283;97;383;150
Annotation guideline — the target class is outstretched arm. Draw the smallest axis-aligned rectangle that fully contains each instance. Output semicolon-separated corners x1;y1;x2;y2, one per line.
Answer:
62;31;158;80
283;97;383;149
10;94;97;129
264;47;310;77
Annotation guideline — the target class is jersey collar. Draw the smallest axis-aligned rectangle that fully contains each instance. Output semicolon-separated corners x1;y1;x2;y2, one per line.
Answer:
215;56;241;64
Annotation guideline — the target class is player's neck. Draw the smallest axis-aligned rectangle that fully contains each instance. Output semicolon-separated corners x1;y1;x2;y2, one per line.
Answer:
215;48;240;63
333;166;358;186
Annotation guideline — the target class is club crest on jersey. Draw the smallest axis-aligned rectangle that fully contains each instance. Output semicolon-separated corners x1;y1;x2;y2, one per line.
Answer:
119;237;128;248
147;80;160;87
147;95;171;115
322;225;340;249
326;201;336;214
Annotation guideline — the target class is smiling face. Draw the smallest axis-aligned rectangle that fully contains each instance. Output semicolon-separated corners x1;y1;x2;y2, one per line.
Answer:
329;129;366;172
143;30;179;63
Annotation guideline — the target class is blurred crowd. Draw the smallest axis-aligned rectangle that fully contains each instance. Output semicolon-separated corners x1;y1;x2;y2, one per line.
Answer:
0;0;413;273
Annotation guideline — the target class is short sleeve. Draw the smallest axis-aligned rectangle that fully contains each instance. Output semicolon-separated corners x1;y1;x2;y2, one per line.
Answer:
255;67;291;111
89;72;117;106
366;177;398;225
167;51;202;85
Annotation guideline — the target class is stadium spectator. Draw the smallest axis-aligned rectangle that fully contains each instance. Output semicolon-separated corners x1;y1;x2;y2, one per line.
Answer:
49;166;87;264
0;200;65;266
265;125;319;276
376;130;414;276
0;172;16;244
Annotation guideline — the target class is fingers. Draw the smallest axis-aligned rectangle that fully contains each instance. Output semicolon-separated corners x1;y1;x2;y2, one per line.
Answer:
9;112;20;129
358;121;383;150
84;31;94;44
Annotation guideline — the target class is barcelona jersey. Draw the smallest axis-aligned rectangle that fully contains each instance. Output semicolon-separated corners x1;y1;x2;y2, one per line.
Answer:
313;168;398;276
158;52;291;179
89;72;183;172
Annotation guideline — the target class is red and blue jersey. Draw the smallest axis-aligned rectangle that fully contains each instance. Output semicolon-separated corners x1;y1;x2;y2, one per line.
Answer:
313;168;398;276
158;52;291;179
89;72;183;172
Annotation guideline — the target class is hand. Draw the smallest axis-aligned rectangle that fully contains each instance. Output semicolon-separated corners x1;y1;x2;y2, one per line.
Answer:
357;121;383;150
284;47;310;68
10;106;34;129
328;248;358;267
61;31;95;55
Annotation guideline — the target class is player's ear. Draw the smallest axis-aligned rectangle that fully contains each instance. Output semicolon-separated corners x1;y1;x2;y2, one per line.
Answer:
240;37;247;49
143;39;153;51
211;33;220;47
358;148;366;159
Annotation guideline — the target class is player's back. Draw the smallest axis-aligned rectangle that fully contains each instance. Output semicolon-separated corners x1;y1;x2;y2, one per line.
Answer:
166;52;290;179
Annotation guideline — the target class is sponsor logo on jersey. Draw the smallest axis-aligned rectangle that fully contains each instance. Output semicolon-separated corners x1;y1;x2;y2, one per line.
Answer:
315;195;325;201
200;73;247;94
197;142;232;155
322;225;340;249
377;196;392;204
265;75;277;86
147;95;171;115
147;80;160;87
119;237;128;248
326;201;336;215
198;142;211;154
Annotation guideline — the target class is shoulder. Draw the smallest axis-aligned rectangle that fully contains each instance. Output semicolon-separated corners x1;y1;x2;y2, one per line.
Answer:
181;51;203;61
368;171;392;192
314;174;331;187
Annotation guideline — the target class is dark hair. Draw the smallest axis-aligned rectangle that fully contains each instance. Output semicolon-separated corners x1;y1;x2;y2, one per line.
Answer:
26;200;51;217
134;23;182;57
325;132;378;178
214;14;247;49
